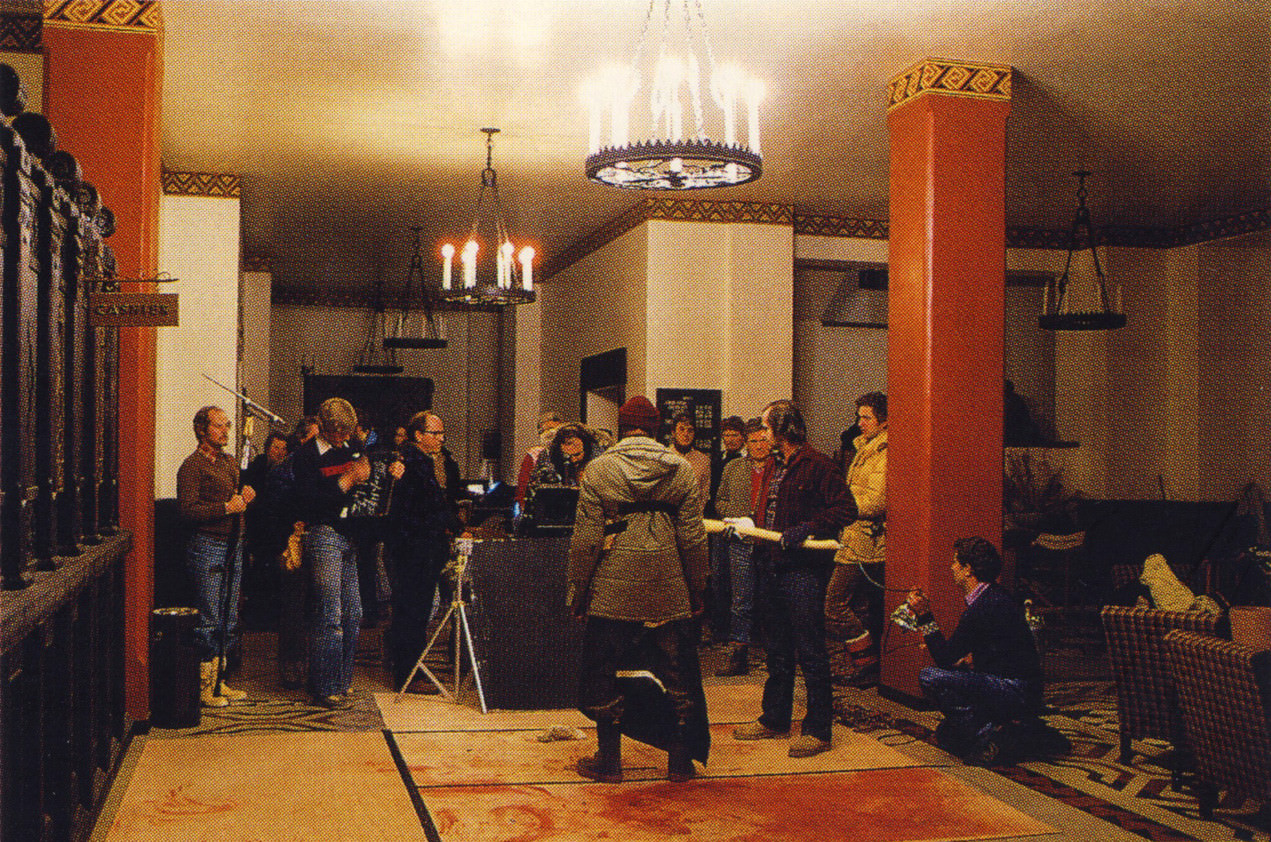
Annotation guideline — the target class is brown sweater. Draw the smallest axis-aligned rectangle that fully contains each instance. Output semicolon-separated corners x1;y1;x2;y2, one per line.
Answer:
177;446;241;539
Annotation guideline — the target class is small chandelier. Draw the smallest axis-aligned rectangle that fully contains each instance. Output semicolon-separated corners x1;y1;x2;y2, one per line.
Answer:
580;0;765;190
385;226;448;350
1040;171;1126;331
439;128;535;307
354;274;405;374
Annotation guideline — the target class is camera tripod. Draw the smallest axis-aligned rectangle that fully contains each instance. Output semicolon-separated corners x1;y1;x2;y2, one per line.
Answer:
394;538;488;713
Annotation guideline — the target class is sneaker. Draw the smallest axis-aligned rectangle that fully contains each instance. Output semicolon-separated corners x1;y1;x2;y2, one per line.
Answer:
787;735;832;758
314;694;351;710
732;720;789;740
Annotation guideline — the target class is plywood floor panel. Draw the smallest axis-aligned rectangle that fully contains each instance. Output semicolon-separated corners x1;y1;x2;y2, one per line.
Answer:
105;732;425;841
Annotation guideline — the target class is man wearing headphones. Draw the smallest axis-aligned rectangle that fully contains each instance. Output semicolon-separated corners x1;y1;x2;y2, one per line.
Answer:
733;400;856;758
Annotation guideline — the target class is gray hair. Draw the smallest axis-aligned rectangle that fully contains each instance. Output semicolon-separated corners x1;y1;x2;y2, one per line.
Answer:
318;397;357;439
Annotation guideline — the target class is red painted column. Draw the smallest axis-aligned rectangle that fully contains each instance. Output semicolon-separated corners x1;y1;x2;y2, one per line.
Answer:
882;60;1011;698
42;4;162;720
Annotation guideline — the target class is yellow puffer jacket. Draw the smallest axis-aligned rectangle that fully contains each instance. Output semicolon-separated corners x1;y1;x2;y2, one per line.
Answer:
835;429;886;565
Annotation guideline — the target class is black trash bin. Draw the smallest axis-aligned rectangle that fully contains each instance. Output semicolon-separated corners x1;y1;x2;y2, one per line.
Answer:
149;607;201;729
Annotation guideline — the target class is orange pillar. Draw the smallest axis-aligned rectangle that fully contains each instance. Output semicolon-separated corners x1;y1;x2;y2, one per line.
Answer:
42;3;162;719
882;59;1011;699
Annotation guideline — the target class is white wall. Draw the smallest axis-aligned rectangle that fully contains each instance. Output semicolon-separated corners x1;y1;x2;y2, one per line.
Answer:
793;235;889;455
155;194;240;497
644;220;793;419
538;225;648;420
240;270;272;450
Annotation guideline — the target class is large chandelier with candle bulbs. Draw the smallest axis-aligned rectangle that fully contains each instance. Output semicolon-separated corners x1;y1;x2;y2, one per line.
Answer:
580;0;765;190
439;128;535;307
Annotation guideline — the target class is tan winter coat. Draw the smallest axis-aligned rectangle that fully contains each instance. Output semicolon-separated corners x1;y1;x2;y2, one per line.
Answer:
568;435;709;623
835;429;886;566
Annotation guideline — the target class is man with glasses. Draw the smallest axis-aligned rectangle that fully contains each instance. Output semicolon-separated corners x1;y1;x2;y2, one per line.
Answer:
177;405;256;707
385;410;464;693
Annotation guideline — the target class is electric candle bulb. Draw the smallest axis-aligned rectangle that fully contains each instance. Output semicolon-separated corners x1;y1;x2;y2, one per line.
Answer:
441;243;455;290
745;76;766;155
500;242;515;289
463;240;478;289
518;246;535;292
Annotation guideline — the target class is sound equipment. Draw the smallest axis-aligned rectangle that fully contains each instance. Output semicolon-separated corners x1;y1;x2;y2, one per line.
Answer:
340;451;396;519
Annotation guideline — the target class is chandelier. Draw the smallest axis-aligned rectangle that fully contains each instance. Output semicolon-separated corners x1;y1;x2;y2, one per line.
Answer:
384;225;447;351
1039;171;1126;331
354;274;405;374
439;128;536;307
580;0;765;190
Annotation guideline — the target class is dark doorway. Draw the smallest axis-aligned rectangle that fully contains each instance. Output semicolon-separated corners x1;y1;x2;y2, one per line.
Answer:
303;374;433;439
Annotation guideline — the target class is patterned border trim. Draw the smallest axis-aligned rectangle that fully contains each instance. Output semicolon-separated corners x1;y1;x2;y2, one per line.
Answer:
0;11;42;51
161;171;241;198
271;286;496;313
44;0;160;32
544;198;794;280
795;214;889;239
888;58;1012;112
644;198;793;226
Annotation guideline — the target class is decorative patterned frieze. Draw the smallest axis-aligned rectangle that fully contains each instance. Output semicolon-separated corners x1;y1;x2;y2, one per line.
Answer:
161;171;241;198
795;214;888;239
643;198;793;225
44;0;160;32
888;58;1012;112
544;198;795;280
0;11;41;51
271;286;496;312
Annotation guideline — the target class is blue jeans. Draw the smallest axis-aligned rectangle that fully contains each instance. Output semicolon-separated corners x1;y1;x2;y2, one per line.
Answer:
186;532;243;662
305;525;362;697
756;551;834;741
727;540;756;645
919;666;1038;752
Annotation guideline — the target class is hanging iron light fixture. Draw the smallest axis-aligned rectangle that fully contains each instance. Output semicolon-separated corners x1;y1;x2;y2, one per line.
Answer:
354;274;405;374
386;225;448;350
580;0;765;190
439;128;536;307
1039;171;1126;331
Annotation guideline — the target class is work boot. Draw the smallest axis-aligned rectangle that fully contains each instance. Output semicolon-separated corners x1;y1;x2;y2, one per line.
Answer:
214;656;248;702
199;660;228;708
715;643;749;677
667;745;696;782
576;722;622;783
828;639;853;685
843;632;879;689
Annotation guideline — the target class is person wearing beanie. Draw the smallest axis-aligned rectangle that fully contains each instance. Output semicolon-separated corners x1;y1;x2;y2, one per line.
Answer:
567;395;710;783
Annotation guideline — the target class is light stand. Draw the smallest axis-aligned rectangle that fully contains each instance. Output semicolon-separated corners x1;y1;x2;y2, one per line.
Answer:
393;537;488;713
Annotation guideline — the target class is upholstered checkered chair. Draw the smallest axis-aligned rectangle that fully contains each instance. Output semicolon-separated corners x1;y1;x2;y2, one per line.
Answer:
1165;629;1271;819
1100;605;1222;783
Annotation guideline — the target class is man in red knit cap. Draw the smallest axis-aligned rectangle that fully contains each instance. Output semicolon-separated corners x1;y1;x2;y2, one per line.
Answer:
568;395;711;783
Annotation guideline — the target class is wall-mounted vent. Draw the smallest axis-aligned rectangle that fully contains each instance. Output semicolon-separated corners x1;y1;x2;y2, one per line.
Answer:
821;266;887;328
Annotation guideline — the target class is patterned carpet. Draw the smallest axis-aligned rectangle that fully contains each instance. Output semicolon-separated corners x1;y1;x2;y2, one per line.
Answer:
135;630;1270;841
833;681;1271;842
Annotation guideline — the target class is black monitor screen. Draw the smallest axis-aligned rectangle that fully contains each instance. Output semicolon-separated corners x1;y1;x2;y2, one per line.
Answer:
531;485;580;528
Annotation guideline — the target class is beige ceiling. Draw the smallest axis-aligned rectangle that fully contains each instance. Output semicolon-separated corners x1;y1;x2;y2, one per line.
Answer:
157;0;1271;292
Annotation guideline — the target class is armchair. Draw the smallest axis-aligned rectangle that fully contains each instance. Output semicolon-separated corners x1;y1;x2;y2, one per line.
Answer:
1164;629;1271;820
1100;605;1222;785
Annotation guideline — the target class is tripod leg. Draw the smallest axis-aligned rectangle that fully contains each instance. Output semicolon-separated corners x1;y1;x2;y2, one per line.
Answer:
457;602;488;714
394;602;456;702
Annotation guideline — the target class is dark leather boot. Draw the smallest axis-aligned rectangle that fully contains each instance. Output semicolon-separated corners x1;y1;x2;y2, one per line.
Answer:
577;722;622;783
715;643;749;676
667;745;696;782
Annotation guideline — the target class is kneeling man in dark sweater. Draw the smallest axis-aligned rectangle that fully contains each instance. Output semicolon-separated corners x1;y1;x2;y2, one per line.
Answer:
906;537;1061;765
